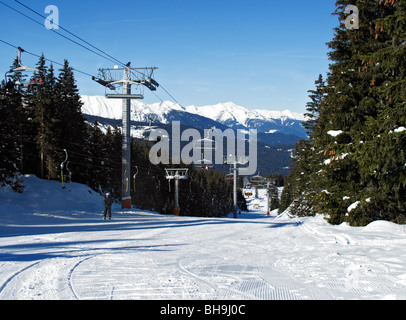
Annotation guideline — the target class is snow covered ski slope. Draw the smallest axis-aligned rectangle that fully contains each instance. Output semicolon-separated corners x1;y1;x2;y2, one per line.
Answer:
1;176;406;300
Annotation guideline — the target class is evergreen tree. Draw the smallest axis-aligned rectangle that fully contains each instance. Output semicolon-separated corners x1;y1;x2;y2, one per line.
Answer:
86;119;108;193
0;87;24;192
104;125;122;199
280;76;326;216
320;0;405;225
31;57;60;179
8;57;38;176
55;60;88;185
351;0;406;224
283;0;406;226
303;74;326;135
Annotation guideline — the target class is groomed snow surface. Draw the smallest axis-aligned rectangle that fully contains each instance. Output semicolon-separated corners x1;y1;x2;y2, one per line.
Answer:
1;175;406;300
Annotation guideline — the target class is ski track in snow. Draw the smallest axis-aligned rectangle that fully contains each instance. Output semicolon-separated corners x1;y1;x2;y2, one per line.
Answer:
1;189;406;300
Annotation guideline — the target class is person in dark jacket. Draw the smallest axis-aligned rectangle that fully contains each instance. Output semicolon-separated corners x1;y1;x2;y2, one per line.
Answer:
103;193;113;220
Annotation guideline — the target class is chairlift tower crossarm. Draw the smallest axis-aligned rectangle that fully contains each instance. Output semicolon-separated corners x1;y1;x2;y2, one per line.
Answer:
93;66;159;98
165;169;189;216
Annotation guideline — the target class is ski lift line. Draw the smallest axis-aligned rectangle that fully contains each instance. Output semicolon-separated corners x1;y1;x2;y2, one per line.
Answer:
60;149;71;189
0;145;168;183
133;166;139;190
43;134;214;177
3;1;204;125
1;148;160;179
151;89;210;130
0;1;124;68
0;0;45;30
0;144;162;179
159;84;182;107
149;91;194;128
0;39;18;51
62;149;164;176
64;149;165;176
0;131;161;175
156;83;215;133
62;158;169;182
0;132;164;176
0;39;94;78
9;0;122;67
60;149;68;170
2;145;227;195
13;0;128;68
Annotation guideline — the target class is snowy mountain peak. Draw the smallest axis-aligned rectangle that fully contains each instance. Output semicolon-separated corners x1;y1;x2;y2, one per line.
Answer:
80;95;307;139
191;101;257;126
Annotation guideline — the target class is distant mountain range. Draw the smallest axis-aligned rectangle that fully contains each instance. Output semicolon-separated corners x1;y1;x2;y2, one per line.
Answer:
80;95;307;174
81;95;307;141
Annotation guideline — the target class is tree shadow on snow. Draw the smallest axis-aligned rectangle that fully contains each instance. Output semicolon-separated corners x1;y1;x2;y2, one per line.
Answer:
0;238;186;262
0;210;300;239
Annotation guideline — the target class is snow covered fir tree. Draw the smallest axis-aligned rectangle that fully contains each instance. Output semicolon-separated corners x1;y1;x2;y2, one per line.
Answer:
281;0;406;226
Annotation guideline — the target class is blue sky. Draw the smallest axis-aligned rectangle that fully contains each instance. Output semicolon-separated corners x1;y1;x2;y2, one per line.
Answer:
0;0;338;113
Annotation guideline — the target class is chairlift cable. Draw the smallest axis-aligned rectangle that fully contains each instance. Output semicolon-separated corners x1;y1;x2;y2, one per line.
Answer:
150;91;196;128
2;1;193;121
0;1;125;68
159;83;183;108
0;131;166;177
13;0;128;68
2;1;187;107
0;39;94;78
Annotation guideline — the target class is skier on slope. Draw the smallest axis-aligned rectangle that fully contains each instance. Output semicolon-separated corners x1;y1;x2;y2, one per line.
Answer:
103;193;113;220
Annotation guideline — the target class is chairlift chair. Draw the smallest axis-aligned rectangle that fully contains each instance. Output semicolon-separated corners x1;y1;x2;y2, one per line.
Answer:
5;47;44;93
193;130;218;159
195;157;213;170
250;174;265;184
226;173;234;181
143;115;158;134
194;136;217;151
